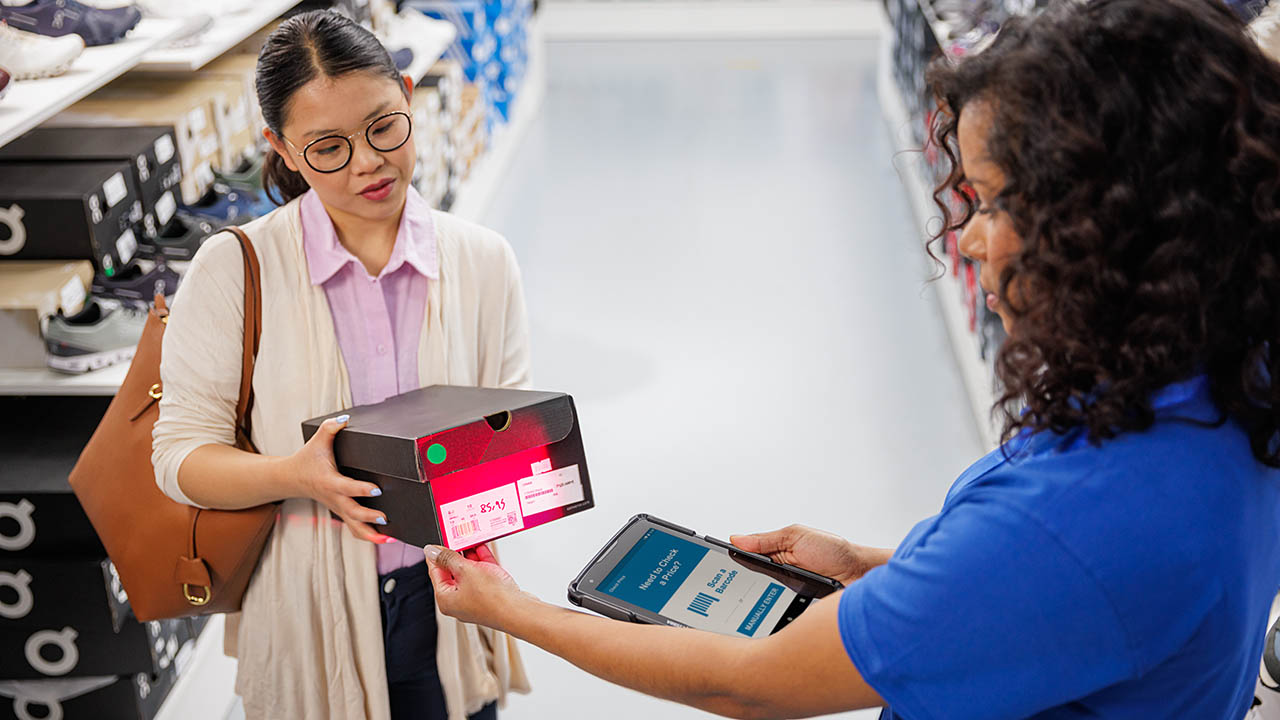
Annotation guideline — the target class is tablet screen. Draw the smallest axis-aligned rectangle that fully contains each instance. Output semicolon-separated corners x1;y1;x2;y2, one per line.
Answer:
598;528;799;637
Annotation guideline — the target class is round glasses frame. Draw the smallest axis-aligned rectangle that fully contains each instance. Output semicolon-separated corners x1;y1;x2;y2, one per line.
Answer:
283;110;413;174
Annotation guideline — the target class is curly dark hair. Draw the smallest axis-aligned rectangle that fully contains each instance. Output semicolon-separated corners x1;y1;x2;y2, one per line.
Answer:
925;0;1280;464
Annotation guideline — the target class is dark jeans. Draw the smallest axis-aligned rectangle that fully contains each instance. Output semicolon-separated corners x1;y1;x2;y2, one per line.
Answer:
379;562;497;720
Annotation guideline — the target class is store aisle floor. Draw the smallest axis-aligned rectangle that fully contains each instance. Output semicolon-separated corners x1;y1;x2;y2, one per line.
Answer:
482;36;984;719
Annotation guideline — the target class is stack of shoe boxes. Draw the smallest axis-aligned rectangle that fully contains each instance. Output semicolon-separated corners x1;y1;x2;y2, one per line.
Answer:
50;84;224;205
0;127;186;244
0;397;202;720
417;60;466;209
483;0;533;124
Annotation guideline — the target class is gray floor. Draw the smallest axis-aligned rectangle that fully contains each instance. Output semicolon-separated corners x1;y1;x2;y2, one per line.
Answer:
484;36;983;720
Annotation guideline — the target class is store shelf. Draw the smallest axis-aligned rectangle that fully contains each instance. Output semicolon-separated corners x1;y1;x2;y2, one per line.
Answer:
0;18;191;149
135;0;303;72
0;363;130;396
450;20;546;223
154;615;238;720
876;28;999;449
391;13;458;86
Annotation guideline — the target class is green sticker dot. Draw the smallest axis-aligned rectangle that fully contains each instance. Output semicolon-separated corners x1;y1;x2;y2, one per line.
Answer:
426;443;447;465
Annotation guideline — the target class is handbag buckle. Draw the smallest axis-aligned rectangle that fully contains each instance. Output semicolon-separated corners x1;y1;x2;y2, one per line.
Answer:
148;384;162;400
183;583;211;606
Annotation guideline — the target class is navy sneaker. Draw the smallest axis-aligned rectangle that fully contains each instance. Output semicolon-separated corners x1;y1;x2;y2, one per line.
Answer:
90;260;180;310
0;0;141;47
179;182;274;224
140;211;222;262
392;47;414;71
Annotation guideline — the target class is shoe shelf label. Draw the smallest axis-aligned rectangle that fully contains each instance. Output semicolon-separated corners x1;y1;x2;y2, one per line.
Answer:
154;134;176;166
156;191;177;226
103;172;128;209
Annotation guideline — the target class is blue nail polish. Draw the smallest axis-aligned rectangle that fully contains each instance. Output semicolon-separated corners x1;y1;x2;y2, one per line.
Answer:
375;517;387;525
334;414;350;424
370;488;382;497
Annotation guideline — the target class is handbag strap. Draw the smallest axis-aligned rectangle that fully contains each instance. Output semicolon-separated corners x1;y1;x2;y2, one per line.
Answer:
177;225;269;609
226;226;263;453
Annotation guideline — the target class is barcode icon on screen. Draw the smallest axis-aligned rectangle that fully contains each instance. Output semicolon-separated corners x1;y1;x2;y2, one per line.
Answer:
450;519;481;539
688;592;720;617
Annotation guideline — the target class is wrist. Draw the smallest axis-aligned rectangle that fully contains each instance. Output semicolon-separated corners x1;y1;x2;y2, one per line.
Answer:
266;453;308;500
495;592;551;639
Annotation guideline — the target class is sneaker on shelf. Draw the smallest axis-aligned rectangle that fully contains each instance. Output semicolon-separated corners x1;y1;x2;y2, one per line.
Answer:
392;47;413;71
0;0;141;47
44;299;145;374
161;12;212;48
212;153;265;194
0;20;84;79
179;183;275;224
90;260;181;310
142;211;222;262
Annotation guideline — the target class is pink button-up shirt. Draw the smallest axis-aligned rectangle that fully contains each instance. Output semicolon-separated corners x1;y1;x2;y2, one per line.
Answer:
301;187;437;575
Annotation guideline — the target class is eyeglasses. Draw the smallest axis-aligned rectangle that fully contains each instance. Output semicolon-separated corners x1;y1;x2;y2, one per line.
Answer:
284;111;413;173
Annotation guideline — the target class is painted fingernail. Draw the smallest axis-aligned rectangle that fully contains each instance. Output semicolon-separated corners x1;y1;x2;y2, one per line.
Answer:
424;545;441;561
333;414;350;424
370;488;382;497
375;517;387;525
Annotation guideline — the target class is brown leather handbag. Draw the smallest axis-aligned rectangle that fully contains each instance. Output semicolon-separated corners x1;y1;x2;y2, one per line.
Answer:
69;226;278;621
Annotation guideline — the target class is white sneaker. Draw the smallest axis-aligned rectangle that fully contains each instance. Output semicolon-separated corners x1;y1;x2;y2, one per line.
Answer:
0;20;84;80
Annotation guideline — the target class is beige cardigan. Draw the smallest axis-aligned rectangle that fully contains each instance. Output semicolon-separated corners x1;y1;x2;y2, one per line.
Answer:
152;198;531;719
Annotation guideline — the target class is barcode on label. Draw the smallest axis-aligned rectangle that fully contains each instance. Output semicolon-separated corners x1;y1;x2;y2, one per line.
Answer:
450;519;481;539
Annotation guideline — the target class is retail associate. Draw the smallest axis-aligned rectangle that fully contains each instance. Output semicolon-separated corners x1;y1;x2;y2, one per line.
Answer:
420;1;1280;718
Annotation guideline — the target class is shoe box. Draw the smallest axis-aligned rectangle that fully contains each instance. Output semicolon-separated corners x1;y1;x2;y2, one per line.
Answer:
0;126;185;240
0;558;189;679
1;396;108;557
95;76;257;176
301;385;593;550
184;52;265;138
0;666;181;720
0;262;92;370
51;85;222;205
0;160;143;275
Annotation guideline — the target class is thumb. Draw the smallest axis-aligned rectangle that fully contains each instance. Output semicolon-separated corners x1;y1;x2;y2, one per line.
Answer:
315;415;350;444
424;545;463;574
730;527;794;555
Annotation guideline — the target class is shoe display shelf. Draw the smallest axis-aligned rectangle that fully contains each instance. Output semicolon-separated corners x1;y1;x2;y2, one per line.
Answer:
875;10;1000;450
134;0;306;73
0;18;190;148
393;12;460;87
449;17;546;223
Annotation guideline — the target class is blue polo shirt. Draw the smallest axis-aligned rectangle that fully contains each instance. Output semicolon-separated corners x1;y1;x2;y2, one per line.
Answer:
839;376;1280;719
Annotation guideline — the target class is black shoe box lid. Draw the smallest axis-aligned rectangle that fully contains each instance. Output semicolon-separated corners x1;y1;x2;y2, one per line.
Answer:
0;161;143;276
301;385;593;550
0;127;183;240
0;397;110;559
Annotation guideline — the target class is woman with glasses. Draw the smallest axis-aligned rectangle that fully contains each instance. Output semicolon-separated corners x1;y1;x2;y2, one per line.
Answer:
422;1;1280;718
151;10;530;720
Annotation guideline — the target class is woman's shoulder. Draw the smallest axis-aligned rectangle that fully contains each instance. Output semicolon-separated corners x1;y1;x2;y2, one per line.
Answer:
430;209;518;270
189;200;303;271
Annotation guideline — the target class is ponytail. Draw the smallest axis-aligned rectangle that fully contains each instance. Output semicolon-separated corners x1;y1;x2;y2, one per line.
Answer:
263;148;310;205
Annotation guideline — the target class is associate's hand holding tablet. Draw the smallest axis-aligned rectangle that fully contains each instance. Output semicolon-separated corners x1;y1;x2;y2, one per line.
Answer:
423;514;892;718
567;515;843;637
